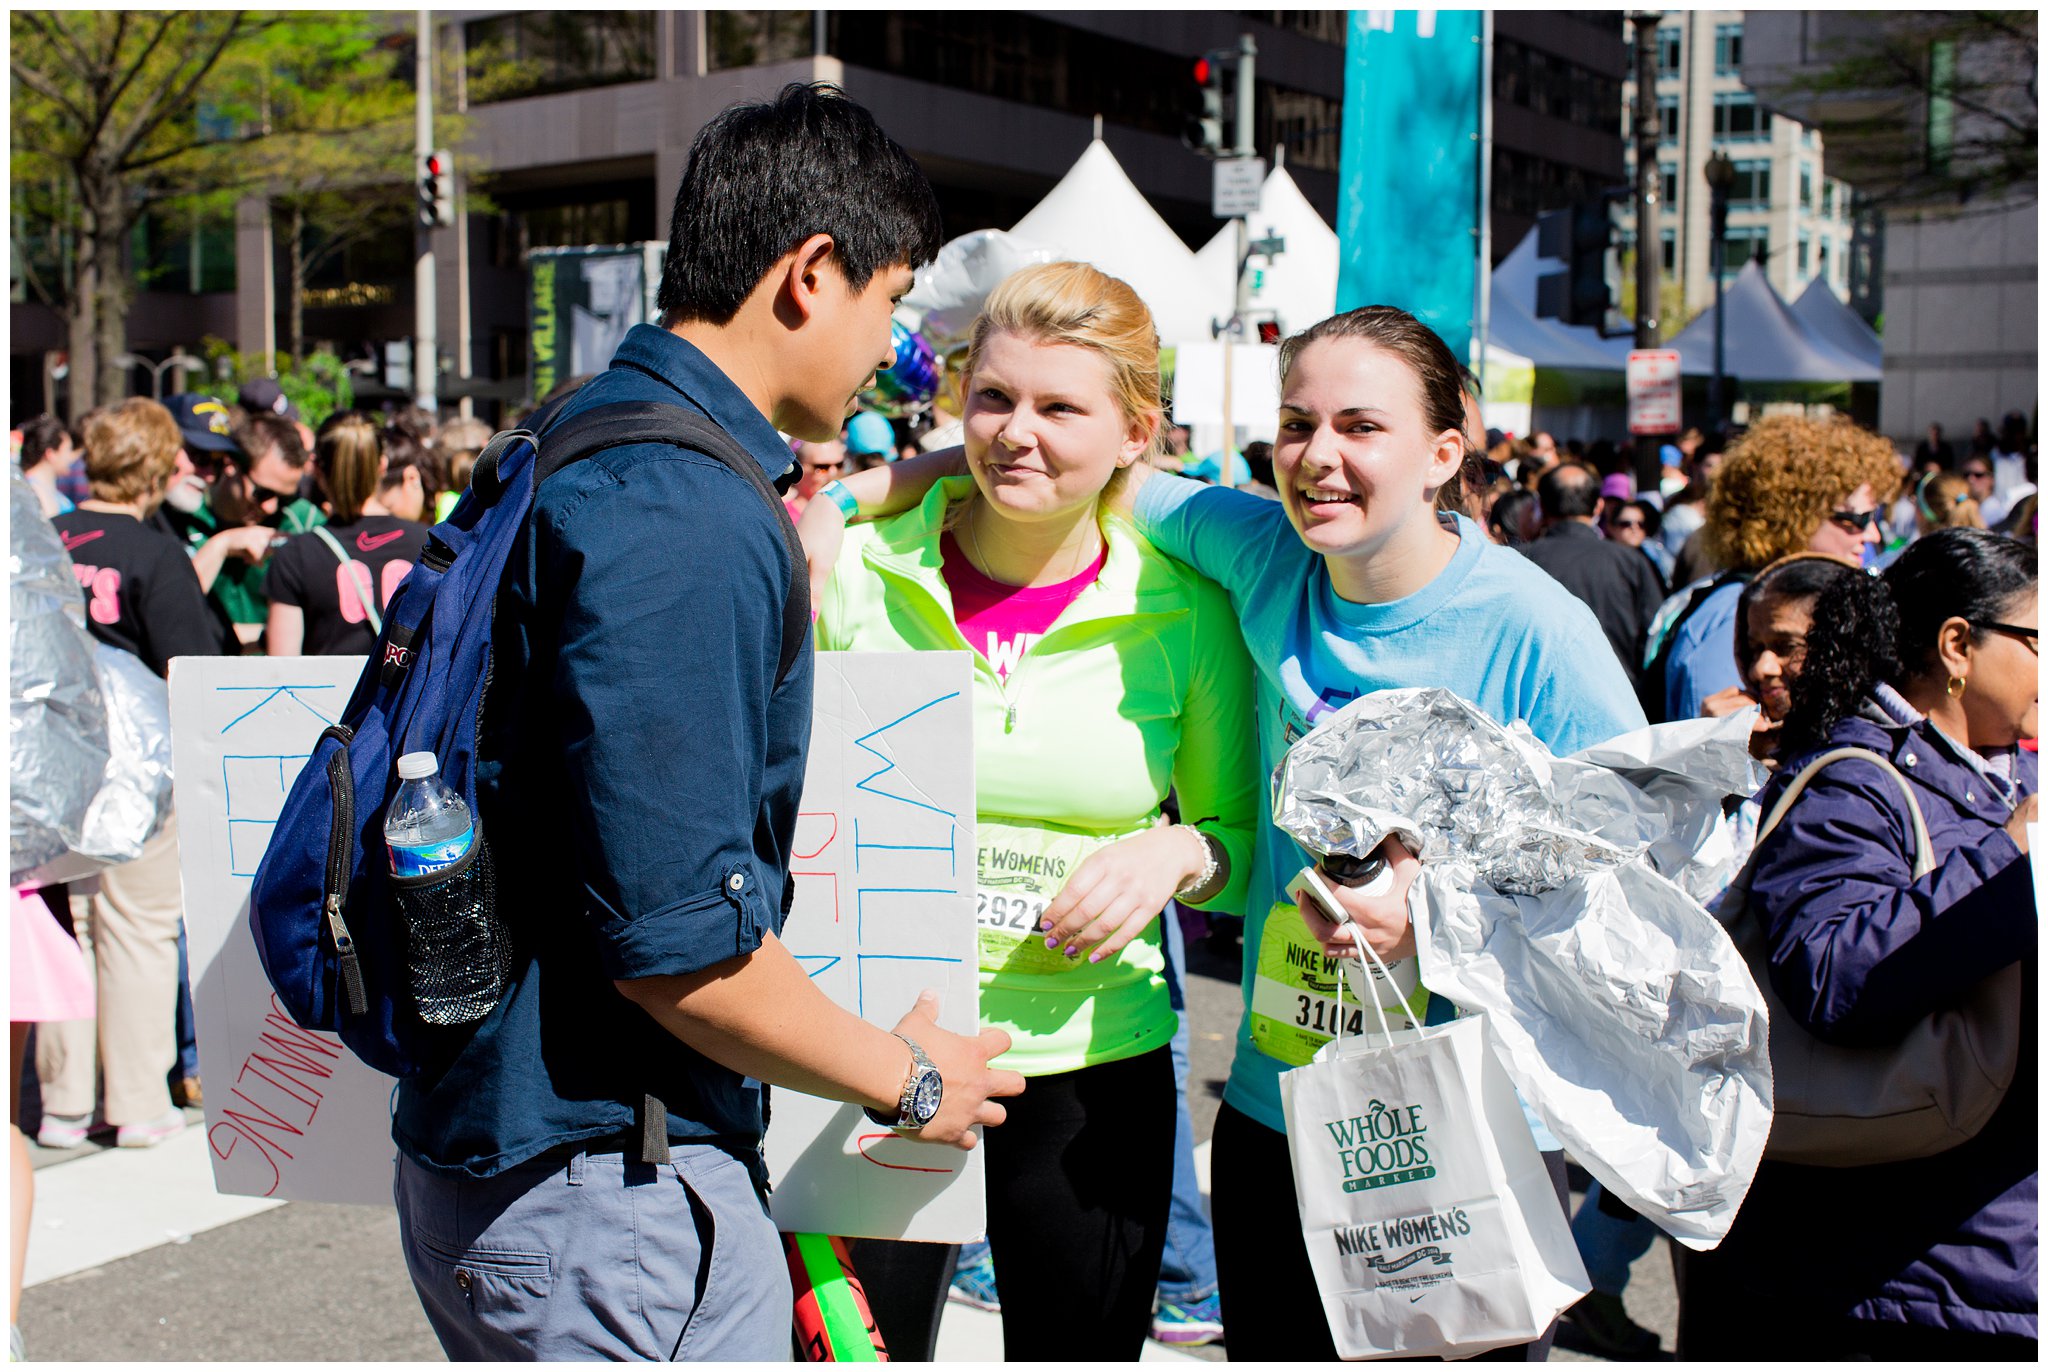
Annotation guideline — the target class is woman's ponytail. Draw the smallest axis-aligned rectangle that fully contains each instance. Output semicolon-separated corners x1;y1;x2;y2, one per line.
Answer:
316;414;383;523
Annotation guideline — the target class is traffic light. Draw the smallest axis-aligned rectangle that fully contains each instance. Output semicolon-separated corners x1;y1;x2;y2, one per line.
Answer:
1255;320;1281;345
1182;54;1228;158
1533;201;1616;330
417;148;453;229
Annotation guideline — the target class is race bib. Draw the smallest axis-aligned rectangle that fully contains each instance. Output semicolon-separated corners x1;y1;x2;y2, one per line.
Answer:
1249;902;1430;1067
974;825;1115;976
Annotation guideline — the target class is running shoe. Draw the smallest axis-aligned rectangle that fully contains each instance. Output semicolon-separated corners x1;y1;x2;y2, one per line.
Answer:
33;1112;92;1150
1150;1291;1225;1347
947;1248;1001;1313
115;1108;187;1149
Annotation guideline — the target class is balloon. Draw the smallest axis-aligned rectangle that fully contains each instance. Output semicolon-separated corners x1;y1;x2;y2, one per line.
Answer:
862;320;940;417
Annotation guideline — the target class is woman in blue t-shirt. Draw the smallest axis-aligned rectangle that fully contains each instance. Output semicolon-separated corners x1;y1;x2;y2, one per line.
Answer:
806;304;1645;1360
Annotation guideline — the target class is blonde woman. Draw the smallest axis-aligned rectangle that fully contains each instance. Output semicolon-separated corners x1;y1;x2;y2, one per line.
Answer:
804;261;1258;1359
265;414;429;656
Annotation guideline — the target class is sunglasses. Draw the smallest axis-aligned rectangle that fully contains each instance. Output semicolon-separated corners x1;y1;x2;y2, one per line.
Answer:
1611;518;1645;531
1964;469;1994;481
1972;621;2039;654
1827;507;1879;533
806;459;846;473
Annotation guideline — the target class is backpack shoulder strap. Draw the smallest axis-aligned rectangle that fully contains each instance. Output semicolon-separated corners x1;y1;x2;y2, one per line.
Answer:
311;525;384;635
1755;745;1936;880
532;400;810;688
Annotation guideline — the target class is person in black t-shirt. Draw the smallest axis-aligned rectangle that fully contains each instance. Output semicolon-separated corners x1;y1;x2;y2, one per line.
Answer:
52;399;238;676
40;398;230;1155
265;413;430;656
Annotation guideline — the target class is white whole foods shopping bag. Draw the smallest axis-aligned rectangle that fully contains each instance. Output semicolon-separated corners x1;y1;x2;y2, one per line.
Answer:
1280;1009;1589;1359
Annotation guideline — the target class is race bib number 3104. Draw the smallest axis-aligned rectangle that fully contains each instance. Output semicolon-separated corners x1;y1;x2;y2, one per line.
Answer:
1249;902;1429;1067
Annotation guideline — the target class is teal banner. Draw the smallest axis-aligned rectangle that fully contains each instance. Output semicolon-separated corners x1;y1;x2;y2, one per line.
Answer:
1335;10;1484;362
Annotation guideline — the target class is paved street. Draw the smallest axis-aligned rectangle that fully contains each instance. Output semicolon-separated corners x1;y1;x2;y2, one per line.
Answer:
18;923;1676;1363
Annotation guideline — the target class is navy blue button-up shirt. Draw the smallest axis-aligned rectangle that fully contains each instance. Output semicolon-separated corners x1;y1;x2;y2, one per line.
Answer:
394;324;815;1175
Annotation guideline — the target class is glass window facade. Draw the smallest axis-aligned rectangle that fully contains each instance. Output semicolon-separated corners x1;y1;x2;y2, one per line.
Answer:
1661;229;1677;273
1658;27;1682;75
707;12;812;70
1822;180;1836;217
1659;94;1680;143
1713;92;1769;142
463;12;656;102
1730;159;1771;207
1725;224;1768;273
1798;231;1811;275
1800;165;1813;208
1713;24;1742;75
1660;164;1678;208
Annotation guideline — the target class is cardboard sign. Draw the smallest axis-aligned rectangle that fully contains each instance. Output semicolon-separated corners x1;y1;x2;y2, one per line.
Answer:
170;652;982;1240
1627;350;1683;436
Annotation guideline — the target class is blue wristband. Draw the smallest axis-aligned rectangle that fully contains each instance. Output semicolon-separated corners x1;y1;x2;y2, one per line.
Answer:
821;480;859;521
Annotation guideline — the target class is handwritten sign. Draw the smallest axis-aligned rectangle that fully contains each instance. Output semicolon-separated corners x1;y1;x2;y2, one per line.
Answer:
765;651;980;1241
168;656;394;1205
170;652;982;1239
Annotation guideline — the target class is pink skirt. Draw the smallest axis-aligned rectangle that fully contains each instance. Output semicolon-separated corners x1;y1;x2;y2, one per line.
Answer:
11;885;95;1022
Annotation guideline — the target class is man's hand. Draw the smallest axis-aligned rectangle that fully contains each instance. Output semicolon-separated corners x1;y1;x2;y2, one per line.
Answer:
1296;839;1421;963
889;990;1024;1151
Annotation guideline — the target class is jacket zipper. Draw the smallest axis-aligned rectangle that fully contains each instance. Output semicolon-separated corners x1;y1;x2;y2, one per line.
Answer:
319;725;369;1018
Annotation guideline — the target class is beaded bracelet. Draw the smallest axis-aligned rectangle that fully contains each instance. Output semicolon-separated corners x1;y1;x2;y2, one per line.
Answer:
820;479;860;521
1174;825;1222;900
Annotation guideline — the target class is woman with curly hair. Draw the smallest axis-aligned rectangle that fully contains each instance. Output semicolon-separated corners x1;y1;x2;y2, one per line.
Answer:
1646;414;1901;721
1677;528;2036;1358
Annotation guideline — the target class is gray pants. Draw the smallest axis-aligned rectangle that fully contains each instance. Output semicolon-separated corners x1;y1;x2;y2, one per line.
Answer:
395;1144;792;1361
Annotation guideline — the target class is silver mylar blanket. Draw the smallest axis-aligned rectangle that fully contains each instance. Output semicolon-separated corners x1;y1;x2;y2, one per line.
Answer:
1272;686;1773;1250
10;470;109;881
10;471;176;886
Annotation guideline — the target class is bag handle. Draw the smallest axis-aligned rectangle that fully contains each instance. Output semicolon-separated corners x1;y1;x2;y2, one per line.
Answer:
1756;746;1936;881
311;525;384;636
1333;902;1398;1051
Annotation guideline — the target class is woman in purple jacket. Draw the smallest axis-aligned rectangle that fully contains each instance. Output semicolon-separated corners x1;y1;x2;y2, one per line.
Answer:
1678;528;2037;1359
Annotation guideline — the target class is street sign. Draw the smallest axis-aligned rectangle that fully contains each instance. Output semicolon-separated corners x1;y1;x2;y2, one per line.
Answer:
1627;349;1683;435
1213;157;1265;218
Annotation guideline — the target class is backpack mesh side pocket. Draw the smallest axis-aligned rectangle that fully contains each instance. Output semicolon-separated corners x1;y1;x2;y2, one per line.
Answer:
388;835;514;1027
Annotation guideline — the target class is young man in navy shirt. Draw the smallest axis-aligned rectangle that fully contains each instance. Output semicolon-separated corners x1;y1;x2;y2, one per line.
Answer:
391;84;1024;1360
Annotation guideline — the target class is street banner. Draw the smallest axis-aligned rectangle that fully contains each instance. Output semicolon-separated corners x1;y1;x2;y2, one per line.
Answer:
526;242;665;403
1627;350;1684;435
171;652;983;1241
1335;9;1485;362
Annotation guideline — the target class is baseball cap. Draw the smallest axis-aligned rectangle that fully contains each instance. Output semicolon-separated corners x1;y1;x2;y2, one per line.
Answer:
239;376;298;421
846;411;896;457
163;393;241;454
1600;472;1636;502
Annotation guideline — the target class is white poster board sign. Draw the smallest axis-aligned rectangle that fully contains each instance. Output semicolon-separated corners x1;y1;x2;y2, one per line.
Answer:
170;651;982;1240
1627;348;1683;435
168;655;395;1204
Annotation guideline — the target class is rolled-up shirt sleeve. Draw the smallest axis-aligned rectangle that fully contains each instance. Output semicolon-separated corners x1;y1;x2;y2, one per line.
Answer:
536;453;789;980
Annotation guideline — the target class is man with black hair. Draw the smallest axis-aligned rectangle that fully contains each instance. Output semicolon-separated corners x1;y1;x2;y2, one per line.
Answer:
390;83;1024;1361
1521;462;1665;687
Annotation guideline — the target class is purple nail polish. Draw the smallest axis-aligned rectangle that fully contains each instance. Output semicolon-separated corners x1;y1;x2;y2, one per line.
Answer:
1064;945;1078;958
1044;936;1059;949
1038;919;1052;932
1088;951;1104;964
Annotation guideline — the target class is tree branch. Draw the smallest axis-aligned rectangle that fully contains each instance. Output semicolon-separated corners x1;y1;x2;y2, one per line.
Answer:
8;56;89;132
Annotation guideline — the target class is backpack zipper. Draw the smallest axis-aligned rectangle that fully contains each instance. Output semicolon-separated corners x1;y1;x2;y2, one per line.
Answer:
318;725;369;1018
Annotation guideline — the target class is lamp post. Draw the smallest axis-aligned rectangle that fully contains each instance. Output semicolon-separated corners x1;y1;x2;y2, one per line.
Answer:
115;350;207;402
1703;151;1736;433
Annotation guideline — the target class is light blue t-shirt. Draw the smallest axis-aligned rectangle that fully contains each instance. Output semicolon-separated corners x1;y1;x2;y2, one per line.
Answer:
1134;475;1647;1136
1660;577;1745;722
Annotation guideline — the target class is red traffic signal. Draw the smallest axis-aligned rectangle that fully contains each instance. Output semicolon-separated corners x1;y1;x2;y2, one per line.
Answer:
1193;57;1212;85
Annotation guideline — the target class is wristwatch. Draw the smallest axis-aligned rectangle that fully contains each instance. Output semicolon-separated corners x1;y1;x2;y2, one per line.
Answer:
865;1032;944;1133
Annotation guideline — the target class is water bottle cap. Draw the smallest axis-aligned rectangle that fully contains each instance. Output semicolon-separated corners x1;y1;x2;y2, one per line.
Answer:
396;751;440;780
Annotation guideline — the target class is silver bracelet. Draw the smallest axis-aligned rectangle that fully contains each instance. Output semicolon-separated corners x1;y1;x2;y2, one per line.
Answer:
1173;824;1221;900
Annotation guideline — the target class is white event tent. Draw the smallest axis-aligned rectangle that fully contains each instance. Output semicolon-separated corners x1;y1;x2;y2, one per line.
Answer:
1789;278;1884;375
1010;139;1215;347
1666;261;1881;384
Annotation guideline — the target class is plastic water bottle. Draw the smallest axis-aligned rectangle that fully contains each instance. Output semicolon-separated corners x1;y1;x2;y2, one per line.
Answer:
385;752;474;877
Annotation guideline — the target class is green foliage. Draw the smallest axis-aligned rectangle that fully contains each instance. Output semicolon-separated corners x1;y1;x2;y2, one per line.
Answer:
199;337;355;429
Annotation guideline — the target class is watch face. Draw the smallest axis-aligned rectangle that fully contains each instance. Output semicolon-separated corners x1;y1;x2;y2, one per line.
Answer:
910;1070;944;1125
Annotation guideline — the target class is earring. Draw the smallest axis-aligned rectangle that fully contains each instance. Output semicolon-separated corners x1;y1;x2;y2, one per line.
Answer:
1947;674;1967;698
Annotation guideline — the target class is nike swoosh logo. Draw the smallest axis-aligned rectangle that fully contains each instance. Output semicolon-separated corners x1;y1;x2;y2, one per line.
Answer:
356;530;406;553
60;529;105;551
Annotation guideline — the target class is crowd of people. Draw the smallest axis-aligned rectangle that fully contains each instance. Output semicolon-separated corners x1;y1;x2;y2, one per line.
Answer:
9;79;2036;1365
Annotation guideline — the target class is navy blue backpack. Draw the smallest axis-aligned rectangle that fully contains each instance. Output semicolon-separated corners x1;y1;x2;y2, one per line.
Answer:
248;401;809;1077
